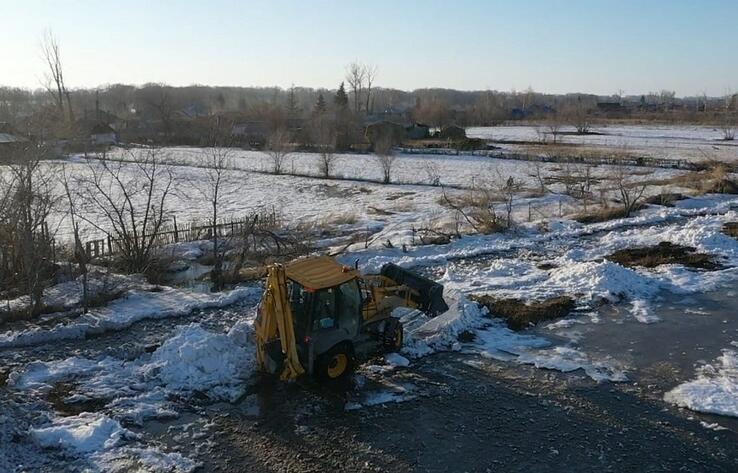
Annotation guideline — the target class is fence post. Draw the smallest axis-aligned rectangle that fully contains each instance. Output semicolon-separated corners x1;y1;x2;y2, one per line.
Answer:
173;215;179;243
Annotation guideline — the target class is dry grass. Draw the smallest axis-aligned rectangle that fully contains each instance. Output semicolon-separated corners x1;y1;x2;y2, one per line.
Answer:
322;211;359;226
573;206;631;224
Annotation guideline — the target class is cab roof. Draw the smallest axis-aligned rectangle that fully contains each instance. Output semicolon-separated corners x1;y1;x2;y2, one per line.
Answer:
285;256;360;290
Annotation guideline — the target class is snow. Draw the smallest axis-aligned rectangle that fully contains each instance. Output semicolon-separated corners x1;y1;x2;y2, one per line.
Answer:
9;317;256;470
11;320;257;404
0;285;260;349
125;447;201;473
345;383;416;411
384;353;410;368
467;124;738;162
143;323;256;401
31;412;133;453
515;347;628;382
665;348;738;418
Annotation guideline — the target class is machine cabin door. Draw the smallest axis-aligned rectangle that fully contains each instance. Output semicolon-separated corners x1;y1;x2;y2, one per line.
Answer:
308;281;363;354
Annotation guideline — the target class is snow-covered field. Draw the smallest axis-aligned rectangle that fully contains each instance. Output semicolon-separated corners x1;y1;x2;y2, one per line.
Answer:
468;124;738;162
3;130;738;470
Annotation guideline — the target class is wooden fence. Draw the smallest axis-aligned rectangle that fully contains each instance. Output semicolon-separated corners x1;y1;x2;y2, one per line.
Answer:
83;214;263;259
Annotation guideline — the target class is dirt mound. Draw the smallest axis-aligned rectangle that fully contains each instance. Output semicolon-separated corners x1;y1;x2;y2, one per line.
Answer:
644;193;688;207
607;241;719;270
471;295;575;330
723;222;738;238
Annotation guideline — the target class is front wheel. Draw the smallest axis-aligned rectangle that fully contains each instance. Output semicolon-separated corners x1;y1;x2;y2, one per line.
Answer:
316;344;354;381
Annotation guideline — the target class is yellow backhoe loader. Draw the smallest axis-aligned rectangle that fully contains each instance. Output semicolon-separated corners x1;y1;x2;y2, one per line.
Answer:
255;256;448;381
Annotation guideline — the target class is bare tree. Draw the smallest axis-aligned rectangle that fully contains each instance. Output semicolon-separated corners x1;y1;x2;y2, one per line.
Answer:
423;161;442;186
345;62;366;113
611;160;648;217
265;129;293;175
565;98;591;134
5;144;58;317
60;165;90;312
363;64;378;114
441;183;501;235
721;92;736;141
194;141;234;289
546;111;564;144
40;30;73;123
314;120;337;178
374;134;395;184
496;172;521;229
73;148;174;274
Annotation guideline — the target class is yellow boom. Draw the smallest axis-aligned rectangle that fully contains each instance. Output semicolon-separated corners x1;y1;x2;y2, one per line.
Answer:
254;264;305;380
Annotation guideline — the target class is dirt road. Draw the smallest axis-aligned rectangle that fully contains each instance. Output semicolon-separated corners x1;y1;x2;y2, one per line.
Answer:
190;352;738;473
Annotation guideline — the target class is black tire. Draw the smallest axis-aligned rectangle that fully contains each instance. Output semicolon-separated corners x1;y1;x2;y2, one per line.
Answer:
382;318;404;352
315;344;354;382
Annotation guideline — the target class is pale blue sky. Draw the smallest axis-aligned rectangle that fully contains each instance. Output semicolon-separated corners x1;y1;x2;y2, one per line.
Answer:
1;0;736;96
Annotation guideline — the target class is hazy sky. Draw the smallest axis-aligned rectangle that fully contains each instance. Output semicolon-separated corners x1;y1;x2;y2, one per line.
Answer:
2;0;737;96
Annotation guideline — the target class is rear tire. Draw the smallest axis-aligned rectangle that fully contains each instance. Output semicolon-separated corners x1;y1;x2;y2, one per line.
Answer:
316;344;354;382
382;318;404;352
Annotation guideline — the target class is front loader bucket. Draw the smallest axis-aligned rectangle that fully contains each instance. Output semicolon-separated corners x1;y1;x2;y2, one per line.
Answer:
380;263;449;316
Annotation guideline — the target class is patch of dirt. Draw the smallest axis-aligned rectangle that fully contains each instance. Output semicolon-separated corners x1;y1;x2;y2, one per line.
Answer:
644;193;688;207
47;382;108;417
537;263;557;270
701;178;738;194
723;222;738;238
573;207;630;224
457;330;476;343
607;241;719;270
470;295;575;330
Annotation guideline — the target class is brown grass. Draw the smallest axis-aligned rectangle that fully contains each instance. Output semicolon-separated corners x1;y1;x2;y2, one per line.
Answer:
573;206;630;224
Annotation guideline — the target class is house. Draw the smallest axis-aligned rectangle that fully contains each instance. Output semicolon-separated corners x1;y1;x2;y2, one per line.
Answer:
0;123;29;161
438;125;466;140
405;123;430;140
90;123;118;146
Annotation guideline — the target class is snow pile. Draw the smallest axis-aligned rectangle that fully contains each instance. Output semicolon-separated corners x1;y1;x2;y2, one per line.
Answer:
11;321;257;407
664;348;738;418
31;412;133;453
402;291;488;357
142;322;256;401
0;286;260;349
546;260;659;305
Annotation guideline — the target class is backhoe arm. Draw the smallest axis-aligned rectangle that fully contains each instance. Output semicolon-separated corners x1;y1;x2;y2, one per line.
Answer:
254;264;305;380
